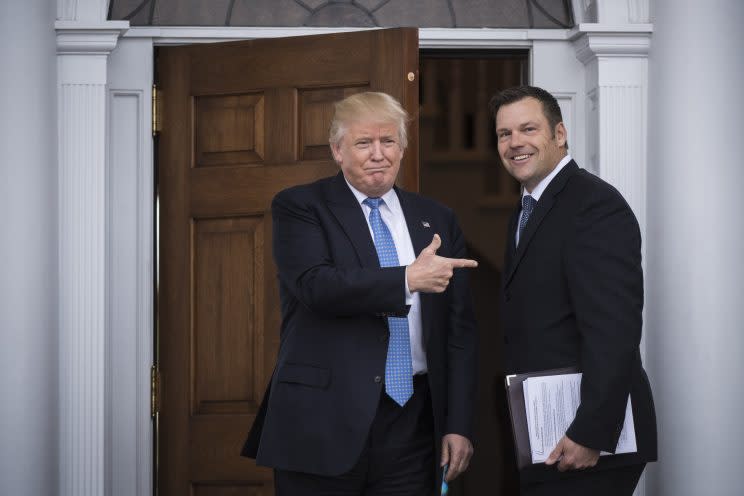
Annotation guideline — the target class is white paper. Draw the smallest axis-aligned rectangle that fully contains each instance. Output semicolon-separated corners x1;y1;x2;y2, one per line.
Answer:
523;373;637;464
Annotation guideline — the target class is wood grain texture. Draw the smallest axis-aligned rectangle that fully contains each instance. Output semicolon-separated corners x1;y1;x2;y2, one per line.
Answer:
158;28;419;495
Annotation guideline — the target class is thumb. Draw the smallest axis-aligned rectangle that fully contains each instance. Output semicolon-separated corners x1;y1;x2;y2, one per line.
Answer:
426;233;441;254
545;438;564;466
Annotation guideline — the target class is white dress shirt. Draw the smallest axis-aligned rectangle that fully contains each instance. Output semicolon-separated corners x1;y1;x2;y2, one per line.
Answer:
516;154;573;246
346;180;427;374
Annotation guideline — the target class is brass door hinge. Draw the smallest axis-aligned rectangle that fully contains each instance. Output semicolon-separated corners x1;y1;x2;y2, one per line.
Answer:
150;364;160;417
152;84;161;136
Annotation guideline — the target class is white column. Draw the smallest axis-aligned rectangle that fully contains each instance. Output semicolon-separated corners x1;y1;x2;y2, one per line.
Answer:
0;1;58;495
56;20;127;496
572;24;652;496
573;27;651;246
646;1;744;495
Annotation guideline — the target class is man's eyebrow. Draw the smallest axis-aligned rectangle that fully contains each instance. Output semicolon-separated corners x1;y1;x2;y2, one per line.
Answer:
497;120;539;131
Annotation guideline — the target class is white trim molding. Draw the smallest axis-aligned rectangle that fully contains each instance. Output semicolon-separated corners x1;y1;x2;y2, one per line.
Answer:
572;24;652;63
571;26;652;496
56;21;129;54
570;24;651;230
56;19;128;496
107;36;155;496
123;25;577;48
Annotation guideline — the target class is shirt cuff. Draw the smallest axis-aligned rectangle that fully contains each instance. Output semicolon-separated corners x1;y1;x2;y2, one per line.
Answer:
404;266;413;305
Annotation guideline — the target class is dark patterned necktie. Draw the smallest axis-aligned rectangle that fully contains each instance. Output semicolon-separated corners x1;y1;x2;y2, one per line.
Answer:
518;195;537;245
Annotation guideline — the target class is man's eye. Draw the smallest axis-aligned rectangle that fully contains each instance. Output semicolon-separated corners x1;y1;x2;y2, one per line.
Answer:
355;141;370;148
498;132;509;140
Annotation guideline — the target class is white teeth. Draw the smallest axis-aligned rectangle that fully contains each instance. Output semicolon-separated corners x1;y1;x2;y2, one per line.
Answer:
513;154;530;160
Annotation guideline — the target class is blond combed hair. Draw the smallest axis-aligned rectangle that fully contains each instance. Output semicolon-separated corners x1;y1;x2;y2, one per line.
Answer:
328;92;410;149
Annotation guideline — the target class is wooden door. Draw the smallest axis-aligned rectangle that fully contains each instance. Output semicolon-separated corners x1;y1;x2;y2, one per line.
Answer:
157;28;419;496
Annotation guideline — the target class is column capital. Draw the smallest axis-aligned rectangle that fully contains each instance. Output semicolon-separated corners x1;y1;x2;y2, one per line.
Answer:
571;25;652;65
56;21;129;84
56;21;129;55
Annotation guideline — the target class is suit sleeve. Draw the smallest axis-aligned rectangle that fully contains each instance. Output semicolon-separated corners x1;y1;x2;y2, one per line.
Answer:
564;186;644;452
443;213;478;439
272;188;408;318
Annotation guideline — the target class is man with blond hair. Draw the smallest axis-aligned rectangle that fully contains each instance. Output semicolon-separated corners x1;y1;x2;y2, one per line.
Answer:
242;92;479;495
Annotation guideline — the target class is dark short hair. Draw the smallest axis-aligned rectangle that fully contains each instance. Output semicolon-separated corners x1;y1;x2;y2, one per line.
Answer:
488;85;567;148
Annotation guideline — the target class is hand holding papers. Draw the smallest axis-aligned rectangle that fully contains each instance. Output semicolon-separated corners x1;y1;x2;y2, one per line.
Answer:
524;372;637;463
505;368;637;469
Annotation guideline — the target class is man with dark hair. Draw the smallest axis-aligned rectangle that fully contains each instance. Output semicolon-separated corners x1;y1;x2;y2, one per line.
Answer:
242;91;478;495
492;85;657;495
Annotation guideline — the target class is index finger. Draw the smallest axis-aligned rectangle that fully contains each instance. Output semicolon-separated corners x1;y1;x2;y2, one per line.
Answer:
448;258;478;269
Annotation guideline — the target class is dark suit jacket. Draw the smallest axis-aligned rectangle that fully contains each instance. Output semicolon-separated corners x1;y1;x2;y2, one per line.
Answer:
502;161;657;484
242;172;477;478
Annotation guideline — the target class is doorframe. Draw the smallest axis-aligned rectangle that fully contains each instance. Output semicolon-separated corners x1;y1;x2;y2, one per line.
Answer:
101;23;651;496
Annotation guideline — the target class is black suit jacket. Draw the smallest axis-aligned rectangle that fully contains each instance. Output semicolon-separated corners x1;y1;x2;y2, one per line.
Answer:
502;161;657;484
242;172;477;477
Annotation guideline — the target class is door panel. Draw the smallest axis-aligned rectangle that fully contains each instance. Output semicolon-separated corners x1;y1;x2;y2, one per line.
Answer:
158;28;419;496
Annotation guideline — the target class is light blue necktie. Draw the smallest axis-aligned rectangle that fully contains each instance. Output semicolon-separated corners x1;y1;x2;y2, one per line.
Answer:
518;194;537;246
363;197;414;406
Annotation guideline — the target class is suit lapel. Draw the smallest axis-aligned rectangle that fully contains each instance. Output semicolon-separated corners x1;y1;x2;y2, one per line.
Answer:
396;187;434;346
503;202;520;288
324;172;380;268
396;187;432;258
504;161;578;288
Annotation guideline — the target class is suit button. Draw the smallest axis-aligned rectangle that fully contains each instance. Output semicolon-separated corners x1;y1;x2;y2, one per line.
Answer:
374;376;382;383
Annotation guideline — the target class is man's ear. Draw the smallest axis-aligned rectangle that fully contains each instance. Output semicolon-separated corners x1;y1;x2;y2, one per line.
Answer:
330;141;342;164
554;122;567;148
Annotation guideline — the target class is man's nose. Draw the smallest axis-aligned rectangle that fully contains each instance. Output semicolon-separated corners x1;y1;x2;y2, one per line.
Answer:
508;131;524;147
370;141;384;159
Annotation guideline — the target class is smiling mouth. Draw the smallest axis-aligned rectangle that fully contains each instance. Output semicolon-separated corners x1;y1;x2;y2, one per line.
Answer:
511;154;532;161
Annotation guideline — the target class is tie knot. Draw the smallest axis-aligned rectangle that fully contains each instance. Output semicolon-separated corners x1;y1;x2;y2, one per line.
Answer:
522;194;537;213
364;197;383;209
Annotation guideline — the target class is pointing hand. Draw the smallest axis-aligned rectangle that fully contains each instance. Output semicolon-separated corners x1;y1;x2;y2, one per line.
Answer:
407;234;477;293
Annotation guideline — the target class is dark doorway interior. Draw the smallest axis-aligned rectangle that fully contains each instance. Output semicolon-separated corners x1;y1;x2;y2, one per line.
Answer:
419;50;528;495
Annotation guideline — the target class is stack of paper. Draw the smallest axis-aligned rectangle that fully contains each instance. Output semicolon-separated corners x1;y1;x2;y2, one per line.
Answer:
523;373;637;464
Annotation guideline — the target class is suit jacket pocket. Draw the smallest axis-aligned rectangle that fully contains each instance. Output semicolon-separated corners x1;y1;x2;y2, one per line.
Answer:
277;362;331;389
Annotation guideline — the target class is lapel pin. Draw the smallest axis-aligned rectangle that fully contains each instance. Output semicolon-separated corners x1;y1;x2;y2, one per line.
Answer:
421;221;430;228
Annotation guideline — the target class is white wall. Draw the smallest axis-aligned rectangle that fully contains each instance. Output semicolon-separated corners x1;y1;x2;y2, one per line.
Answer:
646;0;744;494
0;1;59;495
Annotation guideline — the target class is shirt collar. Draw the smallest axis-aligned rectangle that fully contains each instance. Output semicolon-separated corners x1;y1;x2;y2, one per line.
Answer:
522;154;572;202
345;178;399;211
